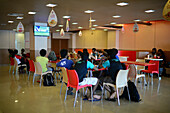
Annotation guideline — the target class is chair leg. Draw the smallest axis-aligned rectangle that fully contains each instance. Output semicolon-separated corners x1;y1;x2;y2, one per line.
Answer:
127;86;131;101
116;89;120;106
74;90;78;107
54;72;57;84
91;87;93;103
144;76;147;86
28;71;30;80
135;78;137;86
9;65;11;73
33;74;36;85
64;87;68;102
101;84;105;101
82;88;84;96
151;74;153;85
148;73;149;84
40;75;42;87
60;82;63;95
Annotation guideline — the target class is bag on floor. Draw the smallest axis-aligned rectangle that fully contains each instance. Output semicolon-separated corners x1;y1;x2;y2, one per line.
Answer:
43;73;55;86
120;80;141;102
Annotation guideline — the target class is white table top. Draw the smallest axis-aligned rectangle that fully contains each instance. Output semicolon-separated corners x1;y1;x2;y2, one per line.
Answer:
145;58;163;61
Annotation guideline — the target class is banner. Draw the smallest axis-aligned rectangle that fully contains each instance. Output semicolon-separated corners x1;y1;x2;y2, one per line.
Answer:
133;22;139;32
163;0;170;21
79;30;82;36
60;28;65;37
48;9;58;27
66;19;69;32
17;22;24;32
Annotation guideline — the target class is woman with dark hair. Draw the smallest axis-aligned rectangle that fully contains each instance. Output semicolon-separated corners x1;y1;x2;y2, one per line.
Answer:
158;49;166;76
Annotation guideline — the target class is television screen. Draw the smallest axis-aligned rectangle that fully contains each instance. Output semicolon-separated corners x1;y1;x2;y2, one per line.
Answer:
34;26;50;36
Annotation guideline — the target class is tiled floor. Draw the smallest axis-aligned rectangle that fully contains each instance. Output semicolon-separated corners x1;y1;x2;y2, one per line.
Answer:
0;66;170;113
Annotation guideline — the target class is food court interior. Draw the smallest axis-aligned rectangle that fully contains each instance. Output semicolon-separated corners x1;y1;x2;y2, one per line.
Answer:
0;0;170;113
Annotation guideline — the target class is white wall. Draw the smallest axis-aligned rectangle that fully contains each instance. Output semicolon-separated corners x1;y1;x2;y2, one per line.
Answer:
0;30;15;49
15;33;25;54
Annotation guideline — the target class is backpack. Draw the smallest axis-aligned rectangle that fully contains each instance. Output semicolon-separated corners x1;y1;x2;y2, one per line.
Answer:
74;60;87;82
120;80;141;102
43;73;55;86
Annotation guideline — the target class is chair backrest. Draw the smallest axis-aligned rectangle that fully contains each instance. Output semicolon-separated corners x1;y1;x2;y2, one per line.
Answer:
66;69;79;89
34;62;43;75
28;60;35;72
10;57;14;65
58;67;68;83
119;57;127;61
116;69;129;89
128;64;137;78
148;60;159;73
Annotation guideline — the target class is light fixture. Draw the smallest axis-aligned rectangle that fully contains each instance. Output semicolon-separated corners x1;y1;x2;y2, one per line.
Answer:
72;22;78;25
63;16;71;19
117;2;129;6
84;10;94;13
56;30;60;32
16;17;23;20
134;19;141;22
28;12;36;15
110;22;116;24
113;15;121;18
78;27;83;29
145;10;155;13
8;13;24;17
91;28;96;30
8;21;14;23
22;91;25;94
89;19;96;22
93;25;98;27
15;100;18;103
46;4;57;7
58;25;63;27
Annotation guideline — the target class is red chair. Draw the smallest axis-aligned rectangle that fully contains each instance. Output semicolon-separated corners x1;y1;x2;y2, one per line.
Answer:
141;60;159;84
15;55;22;59
28;60;35;80
9;57;14;73
64;69;93;107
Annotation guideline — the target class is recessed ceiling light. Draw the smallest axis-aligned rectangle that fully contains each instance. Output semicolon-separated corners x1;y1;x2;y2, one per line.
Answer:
22;91;25;94
84;10;94;13
113;15;121;18
58;25;63;27
63;16;71;19
72;22;78;25
16;17;23;20
110;22;116;24
8;21;14;23
117;2;129;6
145;10;155;13
8;13;24;17
78;27;83;29
134;19;141;22
15;100;18;103
28;12;36;15
89;19;96;22
93;25;98;27
56;30;60;32
104;29;108;31
91;28;96;30
46;4;57;7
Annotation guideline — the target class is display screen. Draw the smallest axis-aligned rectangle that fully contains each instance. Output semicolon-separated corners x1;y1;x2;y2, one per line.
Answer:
34;26;50;36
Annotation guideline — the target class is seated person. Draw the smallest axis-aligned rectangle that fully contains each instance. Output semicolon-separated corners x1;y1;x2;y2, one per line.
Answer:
48;51;57;61
112;48;120;61
36;49;52;73
158;49;166;76
21;48;26;57
148;48;157;58
98;49;123;101
76;51;82;62
56;49;74;69
90;48;98;60
83;48;90;60
74;52;100;100
56;49;74;95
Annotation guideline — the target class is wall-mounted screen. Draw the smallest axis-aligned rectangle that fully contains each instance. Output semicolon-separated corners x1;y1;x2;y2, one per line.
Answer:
34;26;50;37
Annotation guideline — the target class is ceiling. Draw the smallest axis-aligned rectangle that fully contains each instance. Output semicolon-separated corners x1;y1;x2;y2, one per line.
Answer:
0;0;168;32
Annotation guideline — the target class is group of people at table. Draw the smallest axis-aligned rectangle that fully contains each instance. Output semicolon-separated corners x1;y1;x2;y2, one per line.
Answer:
8;47;166;101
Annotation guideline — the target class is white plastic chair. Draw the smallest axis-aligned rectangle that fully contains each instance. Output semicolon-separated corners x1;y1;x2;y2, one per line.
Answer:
119;57;128;61
59;67;68;95
136;59;145;74
102;69;130;106
13;58;26;74
128;64;147;86
33;62;52;86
